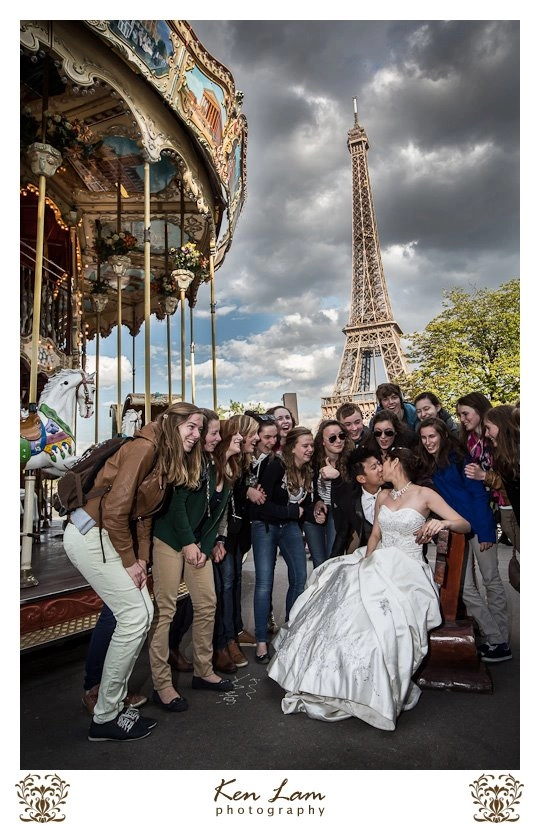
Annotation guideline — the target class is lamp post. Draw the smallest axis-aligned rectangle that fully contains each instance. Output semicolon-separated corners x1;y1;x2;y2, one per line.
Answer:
171;268;195;400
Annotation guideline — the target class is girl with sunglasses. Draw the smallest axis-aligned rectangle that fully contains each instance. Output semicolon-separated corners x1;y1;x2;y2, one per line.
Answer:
367;410;418;459
303;419;354;567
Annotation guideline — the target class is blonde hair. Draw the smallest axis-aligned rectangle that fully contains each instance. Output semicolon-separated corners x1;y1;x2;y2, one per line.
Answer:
155;402;204;489
229;414;260;473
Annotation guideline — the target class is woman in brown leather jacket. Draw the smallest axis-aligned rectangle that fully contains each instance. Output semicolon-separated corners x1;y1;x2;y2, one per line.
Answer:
63;401;204;743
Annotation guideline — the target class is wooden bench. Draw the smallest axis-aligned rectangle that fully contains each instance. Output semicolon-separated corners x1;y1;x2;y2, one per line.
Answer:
415;528;493;693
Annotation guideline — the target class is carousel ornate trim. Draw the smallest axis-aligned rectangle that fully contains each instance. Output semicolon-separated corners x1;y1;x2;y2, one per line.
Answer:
20;336;72;373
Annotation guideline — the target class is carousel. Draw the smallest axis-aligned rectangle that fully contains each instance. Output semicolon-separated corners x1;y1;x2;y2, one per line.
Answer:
20;20;247;648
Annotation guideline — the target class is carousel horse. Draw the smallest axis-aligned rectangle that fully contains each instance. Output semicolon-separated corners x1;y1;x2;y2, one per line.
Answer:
20;368;96;478
121;408;143;437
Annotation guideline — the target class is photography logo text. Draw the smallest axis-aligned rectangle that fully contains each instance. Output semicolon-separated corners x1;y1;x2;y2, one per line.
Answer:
214;777;326;818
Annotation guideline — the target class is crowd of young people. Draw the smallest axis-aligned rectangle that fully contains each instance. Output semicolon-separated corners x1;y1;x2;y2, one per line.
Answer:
65;384;519;740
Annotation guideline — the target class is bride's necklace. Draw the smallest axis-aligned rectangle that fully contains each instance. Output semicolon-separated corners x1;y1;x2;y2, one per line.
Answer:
390;481;412;500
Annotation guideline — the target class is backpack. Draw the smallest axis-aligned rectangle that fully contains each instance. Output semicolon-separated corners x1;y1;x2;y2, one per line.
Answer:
54;436;132;516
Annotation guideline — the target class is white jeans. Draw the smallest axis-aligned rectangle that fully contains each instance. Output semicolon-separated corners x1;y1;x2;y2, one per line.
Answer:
462;535;509;645
63;522;154;723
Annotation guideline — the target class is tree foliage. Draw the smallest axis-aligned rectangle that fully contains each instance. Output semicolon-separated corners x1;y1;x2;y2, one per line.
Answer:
217;400;266;419
397;279;519;409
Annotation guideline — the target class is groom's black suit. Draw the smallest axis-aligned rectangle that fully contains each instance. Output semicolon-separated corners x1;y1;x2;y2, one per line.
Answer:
330;479;375;557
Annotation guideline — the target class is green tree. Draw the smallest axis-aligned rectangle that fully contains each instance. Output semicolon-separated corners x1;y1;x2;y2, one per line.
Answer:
397;279;519;409
217;400;266;418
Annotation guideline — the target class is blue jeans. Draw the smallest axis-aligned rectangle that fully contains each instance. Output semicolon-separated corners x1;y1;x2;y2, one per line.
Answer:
84;603;116;691
169;595;194;649
213;541;243;649
252;520;307;642
303;510;336;568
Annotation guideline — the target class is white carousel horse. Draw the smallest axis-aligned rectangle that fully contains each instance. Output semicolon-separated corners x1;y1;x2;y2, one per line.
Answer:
121;408;142;437
20;368;96;478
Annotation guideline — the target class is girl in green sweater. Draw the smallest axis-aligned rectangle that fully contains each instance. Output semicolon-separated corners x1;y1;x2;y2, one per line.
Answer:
148;414;243;708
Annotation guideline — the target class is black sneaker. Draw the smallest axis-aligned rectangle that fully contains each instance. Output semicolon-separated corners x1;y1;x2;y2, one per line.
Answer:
479;643;512;663
88;709;153;741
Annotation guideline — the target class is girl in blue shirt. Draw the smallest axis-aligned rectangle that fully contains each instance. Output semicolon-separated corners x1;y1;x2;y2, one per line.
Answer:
418;417;511;663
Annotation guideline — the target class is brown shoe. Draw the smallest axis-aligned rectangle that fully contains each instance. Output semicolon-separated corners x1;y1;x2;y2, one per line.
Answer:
82;684;99;714
212;647;238;674
168;649;194;673
235;629;256;647
82;684;147;714
267;613;279;634
124;692;148;709
227;640;249;668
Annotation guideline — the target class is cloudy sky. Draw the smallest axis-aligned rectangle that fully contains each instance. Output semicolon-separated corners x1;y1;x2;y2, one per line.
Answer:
78;15;520;447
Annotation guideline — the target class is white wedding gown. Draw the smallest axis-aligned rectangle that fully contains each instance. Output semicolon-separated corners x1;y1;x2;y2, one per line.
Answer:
267;506;442;730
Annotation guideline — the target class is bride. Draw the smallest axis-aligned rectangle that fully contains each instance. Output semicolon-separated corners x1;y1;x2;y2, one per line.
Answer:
267;446;471;730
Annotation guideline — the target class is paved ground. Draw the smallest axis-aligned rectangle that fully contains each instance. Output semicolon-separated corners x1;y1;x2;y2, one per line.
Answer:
20;544;520;771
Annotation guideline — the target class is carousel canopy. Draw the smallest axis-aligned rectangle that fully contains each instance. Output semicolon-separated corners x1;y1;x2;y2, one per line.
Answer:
20;20;247;341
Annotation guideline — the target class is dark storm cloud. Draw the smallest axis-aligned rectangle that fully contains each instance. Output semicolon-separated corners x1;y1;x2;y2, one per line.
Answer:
188;19;519;417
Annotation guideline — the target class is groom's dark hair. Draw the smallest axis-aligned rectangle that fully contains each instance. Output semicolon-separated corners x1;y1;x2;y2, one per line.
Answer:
348;446;381;480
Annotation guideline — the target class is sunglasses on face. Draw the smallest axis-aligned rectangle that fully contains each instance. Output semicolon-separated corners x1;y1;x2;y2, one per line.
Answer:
374;429;395;438
327;432;346;443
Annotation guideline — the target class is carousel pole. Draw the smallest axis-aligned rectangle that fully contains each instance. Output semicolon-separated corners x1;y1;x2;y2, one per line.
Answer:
70;212;82;452
209;241;218;410
68;207;82;366
179;180;186;400
132;309;136;394
115;293;122;433
20;186;42;584
190;305;196;403
116;168;123;435
167;318;173;404
94;320;101;443
180;289;186;400
144;161;151;425
164;219;173;404
93;220;105;444
21;67;62;587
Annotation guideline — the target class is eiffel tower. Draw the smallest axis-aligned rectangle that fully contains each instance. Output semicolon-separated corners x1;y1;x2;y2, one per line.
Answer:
321;99;408;421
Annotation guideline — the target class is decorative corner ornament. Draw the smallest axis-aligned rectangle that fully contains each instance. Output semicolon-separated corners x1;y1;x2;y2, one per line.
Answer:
469;773;524;822
15;773;70;822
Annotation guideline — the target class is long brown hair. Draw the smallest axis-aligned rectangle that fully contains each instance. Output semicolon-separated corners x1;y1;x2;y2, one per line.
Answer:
484;405;520;480
280;426;314;495
213;418;244;486
456;391;492;442
154;402;203;489
313;418;354;480
199;407;219;453
417;416;467;473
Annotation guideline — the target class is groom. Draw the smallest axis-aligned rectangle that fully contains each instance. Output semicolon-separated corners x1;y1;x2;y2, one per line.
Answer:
330;446;383;556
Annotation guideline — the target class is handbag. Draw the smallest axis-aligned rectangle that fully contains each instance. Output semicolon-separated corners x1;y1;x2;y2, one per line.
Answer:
508;549;520;593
